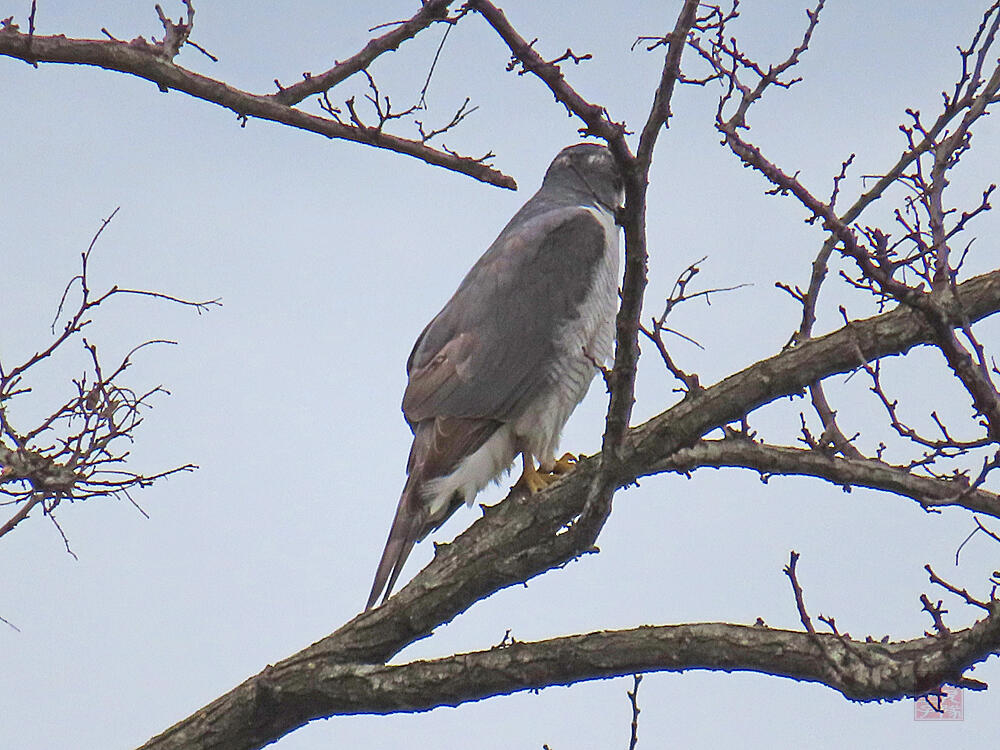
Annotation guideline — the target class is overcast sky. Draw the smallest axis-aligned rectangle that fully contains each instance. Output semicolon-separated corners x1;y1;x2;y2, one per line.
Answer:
2;1;999;748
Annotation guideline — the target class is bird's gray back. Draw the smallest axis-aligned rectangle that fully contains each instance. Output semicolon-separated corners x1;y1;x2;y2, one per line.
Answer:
403;190;615;425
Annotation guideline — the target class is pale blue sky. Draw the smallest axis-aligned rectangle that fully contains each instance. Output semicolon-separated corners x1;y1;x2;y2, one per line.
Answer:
1;2;998;748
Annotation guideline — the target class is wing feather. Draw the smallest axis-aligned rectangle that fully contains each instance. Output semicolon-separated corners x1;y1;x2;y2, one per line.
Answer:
403;207;608;425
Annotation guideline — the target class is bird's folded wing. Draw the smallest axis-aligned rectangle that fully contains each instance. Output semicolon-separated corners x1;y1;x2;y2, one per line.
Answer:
403;206;609;424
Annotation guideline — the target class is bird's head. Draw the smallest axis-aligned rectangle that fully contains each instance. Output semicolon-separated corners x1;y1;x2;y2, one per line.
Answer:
543;143;624;213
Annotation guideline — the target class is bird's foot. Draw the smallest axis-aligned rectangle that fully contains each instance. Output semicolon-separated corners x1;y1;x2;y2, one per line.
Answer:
550;452;579;475
514;453;580;494
513;460;556;494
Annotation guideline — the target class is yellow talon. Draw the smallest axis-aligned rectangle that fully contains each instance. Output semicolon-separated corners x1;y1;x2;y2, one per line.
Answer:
551;452;579;475
514;451;581;494
514;458;555;494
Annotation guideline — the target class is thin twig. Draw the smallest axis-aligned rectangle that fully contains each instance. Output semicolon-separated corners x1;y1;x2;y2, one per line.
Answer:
626;674;642;750
784;550;815;633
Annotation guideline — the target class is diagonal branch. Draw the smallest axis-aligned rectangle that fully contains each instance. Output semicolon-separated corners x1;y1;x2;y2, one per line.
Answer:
622;270;1000;479
138;267;1000;750
0;5;516;189
466;0;624;144
272;0;455;106
0;490;43;538
652;437;1000;518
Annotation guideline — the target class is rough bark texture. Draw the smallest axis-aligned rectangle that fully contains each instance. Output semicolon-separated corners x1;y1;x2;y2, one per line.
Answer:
138;269;1000;750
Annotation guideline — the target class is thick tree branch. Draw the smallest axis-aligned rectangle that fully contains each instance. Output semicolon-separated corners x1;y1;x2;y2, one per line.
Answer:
139;267;1000;750
141;611;1000;748
0;6;516;189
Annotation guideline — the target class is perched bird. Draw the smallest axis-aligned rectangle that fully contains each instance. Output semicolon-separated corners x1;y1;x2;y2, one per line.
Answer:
366;143;623;610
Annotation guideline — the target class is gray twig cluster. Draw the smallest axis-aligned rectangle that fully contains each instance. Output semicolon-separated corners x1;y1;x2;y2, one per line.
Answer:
0;209;218;548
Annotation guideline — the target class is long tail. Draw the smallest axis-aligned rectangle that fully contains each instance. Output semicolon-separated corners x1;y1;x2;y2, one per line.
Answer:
366;481;423;611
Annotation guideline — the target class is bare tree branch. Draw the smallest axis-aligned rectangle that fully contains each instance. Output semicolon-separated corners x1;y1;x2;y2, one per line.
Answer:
693;1;1000;447
0;211;211;542
0;2;516;189
136;266;1000;750
467;0;625;144
785;551;816;633
139;608;1000;749
272;0;454;106
650;437;1000;519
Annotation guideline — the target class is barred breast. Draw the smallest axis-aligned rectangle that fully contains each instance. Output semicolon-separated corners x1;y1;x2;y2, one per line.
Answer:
512;202;620;468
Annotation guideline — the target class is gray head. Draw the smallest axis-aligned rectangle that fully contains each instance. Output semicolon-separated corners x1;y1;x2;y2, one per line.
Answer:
542;143;623;212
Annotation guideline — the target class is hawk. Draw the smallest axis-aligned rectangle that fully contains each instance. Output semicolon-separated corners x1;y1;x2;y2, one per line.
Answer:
366;143;623;610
